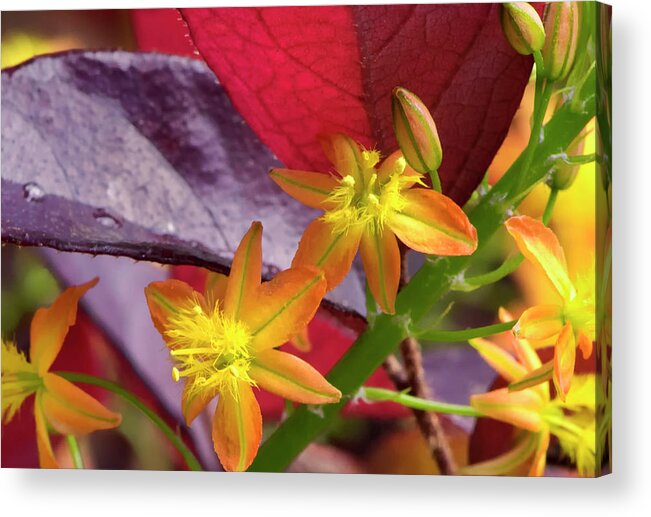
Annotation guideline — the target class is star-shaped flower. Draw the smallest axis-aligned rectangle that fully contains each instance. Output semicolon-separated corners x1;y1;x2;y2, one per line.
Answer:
145;222;341;471
270;133;477;314
1;278;122;468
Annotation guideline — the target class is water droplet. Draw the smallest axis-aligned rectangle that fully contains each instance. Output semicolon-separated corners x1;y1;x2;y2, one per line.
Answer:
93;209;122;229
23;182;45;202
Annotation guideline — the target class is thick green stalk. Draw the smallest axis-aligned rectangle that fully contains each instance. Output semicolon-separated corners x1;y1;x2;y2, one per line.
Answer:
361;387;480;417
250;67;596;473
57;371;203;471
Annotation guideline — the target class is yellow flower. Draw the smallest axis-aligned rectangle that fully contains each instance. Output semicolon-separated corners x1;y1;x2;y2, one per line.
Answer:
270;133;477;314
144;222;341;472
505;215;595;400
463;310;596;476
1;278;122;468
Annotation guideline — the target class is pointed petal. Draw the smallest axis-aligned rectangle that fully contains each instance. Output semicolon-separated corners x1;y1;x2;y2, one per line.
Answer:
212;381;262;472
224;221;263;319
34;393;58;469
471;388;544;432
529;428;550;477
250;349;341;404
469;338;527;383
359;227;400;314
269;168;338;210
244;267;326;351
292;218;362;292
288;327;312;353
41;373;122;435
577;332;593;359
461;433;538;476
508;360;553;392
182;382;214;426
205;272;228;305
30;278;98;375
387;188;477;255
505;216;576;301
377;150;424;188
516;304;564;341
553;323;576;401
318;133;363;182
144;279;200;340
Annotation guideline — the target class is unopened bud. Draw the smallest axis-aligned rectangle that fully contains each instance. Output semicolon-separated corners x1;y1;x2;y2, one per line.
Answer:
541;2;580;81
500;3;545;56
547;126;588;190
391;87;442;174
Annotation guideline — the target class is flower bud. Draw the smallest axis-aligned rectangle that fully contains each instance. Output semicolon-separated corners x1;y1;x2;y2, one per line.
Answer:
391;87;442;174
547;126;588;190
500;3;545;56
541;2;580;81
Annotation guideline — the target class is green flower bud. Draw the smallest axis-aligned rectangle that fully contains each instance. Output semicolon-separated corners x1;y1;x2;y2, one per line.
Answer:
547;127;588;190
391;87;442;174
500;3;545;56
542;2;581;81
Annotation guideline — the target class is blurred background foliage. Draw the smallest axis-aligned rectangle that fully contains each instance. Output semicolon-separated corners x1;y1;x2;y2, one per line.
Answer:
1;9;596;474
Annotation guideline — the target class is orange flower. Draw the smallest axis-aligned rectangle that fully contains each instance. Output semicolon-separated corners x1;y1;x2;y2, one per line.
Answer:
464;309;596;476
1;279;122;468
270;133;477;314
145;222;341;472
505;215;595;400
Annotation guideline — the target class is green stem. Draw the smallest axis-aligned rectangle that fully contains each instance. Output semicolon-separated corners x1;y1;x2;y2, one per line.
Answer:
452;187;558;292
429;169;442;193
250;66;596;473
66;435;84;469
57;371;203;471
361;387;481;417
416;320;515;343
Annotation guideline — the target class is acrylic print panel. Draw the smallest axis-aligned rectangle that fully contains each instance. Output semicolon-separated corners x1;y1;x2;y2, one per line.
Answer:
1;2;611;476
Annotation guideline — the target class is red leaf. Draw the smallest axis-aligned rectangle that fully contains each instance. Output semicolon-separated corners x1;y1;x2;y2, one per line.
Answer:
177;5;535;204
131;9;197;58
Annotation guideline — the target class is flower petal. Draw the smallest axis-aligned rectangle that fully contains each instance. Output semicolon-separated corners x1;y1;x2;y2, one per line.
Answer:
292;218;362;292
377;150;423;188
212;381;262;472
387;188;477;255
224;221;263;319
529;428;550;477
30;278;98;375
508;360;553;392
577;332;593;360
288;327;312;353
269;168;338;210
244;267;326;351
468;338;527;383
41;373;122;435
205;272;228;304
318;133;363;182
516;304;564;341
471;388;544;432
553;323;576;401
359;227;400;314
505;215;576;301
34;393;58;469
145;279;200;339
250;349;341;404
182;382;214;426
461;433;538;476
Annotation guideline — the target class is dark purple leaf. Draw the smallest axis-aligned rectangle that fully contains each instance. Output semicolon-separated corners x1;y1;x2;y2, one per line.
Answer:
1;51;366;321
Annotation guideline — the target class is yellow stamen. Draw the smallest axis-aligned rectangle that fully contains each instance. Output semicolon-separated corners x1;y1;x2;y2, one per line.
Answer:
1;339;40;423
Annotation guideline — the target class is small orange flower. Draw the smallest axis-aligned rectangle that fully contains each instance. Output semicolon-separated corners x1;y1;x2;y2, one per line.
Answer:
270;133;477;314
464;310;596;476
505;215;595;400
1;278;122;468
145;222;341;472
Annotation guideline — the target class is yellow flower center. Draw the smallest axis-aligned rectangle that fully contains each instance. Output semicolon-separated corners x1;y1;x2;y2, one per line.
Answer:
322;150;412;235
165;298;254;398
1;339;41;424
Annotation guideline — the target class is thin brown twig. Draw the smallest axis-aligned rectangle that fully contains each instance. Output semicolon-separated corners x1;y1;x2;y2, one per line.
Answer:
384;246;457;475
